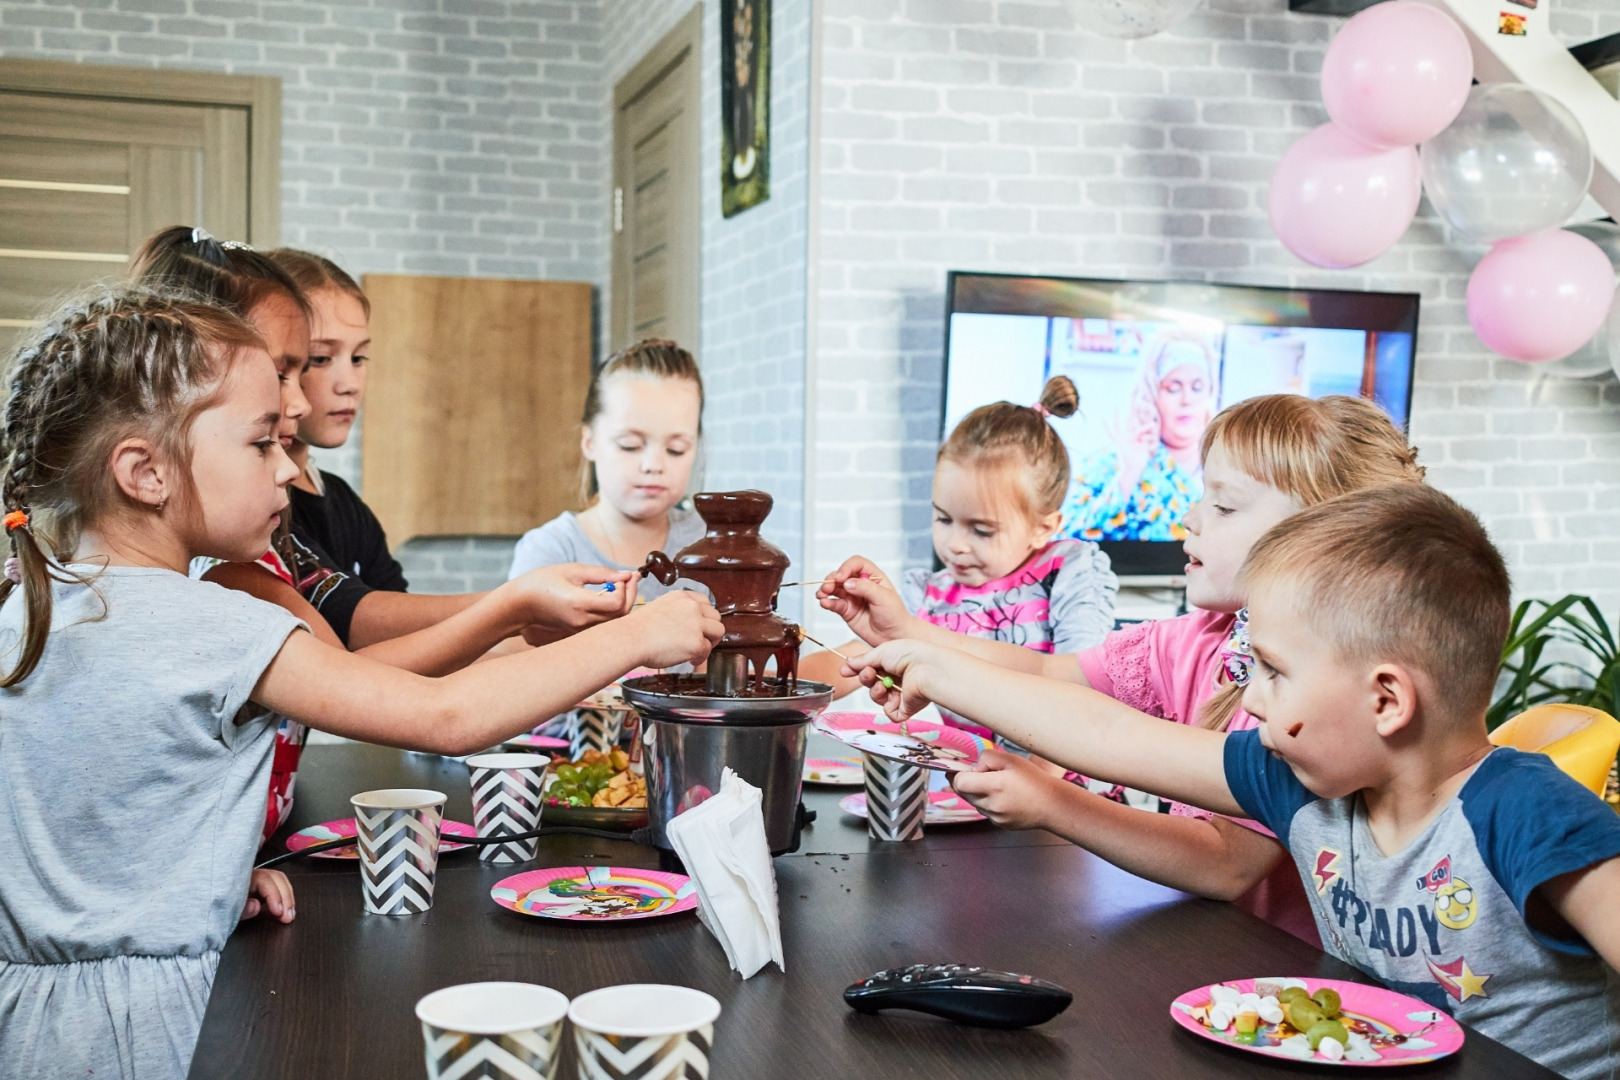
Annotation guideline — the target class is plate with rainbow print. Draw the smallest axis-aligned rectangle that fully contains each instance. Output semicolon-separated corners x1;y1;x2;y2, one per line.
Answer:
1170;977;1464;1066
491;865;698;922
285;817;477;860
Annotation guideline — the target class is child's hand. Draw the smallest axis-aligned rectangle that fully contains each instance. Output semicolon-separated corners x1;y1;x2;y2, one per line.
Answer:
841;639;939;720
951;749;1060;831
510;564;637;646
816;556;916;646
241;868;296;924
626;590;725;668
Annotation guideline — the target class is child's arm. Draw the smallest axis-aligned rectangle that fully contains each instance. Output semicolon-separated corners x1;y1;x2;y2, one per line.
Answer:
797;640;866;698
818;556;1088;684
252;590;724;756
1538;857;1620;972
208;561;635;677
846;637;1244;818
955;750;1286;899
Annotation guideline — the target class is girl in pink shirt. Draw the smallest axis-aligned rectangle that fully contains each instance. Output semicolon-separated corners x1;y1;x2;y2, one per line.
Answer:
820;394;1425;944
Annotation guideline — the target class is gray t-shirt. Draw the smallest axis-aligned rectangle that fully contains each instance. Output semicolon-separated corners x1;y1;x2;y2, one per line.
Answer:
1228;730;1620;1080
507;508;706;600
0;566;304;1080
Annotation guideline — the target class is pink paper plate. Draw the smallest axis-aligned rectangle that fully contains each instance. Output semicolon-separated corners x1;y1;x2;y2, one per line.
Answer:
840;790;986;825
491;865;698;922
803;754;864;786
813;713;984;773
503;732;571;752
285;817;477;860
1170;977;1464;1066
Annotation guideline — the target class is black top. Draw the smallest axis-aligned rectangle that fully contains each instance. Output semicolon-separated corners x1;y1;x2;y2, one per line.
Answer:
283;469;408;646
290;470;408;591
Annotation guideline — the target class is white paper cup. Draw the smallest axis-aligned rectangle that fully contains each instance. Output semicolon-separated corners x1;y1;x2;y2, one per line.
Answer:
568;984;720;1080
417;982;569;1080
351;788;445;915
862;753;926;841
571;708;623;758
467;752;551;864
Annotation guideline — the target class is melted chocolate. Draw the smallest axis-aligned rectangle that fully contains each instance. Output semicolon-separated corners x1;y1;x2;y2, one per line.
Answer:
638;490;802;697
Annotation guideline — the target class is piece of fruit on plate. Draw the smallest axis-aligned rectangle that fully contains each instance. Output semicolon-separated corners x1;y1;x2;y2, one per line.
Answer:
545;748;646;809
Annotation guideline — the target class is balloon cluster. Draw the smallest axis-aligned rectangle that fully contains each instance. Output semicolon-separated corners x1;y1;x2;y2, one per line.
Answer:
1268;0;1616;366
1060;0;1206;40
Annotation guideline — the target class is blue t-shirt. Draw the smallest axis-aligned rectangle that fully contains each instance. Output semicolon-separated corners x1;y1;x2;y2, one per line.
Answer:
1225;729;1620;1080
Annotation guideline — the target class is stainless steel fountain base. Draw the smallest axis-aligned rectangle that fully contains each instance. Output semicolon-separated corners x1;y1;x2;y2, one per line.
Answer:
622;676;834;855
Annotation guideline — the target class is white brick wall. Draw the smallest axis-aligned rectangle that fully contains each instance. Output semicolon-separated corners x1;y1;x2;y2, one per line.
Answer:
1;0;813;598
805;0;1620;640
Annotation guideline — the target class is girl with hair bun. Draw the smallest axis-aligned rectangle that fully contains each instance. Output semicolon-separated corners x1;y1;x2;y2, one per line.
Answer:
801;375;1119;730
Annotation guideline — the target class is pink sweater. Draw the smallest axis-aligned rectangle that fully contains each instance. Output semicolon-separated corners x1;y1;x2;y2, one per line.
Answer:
1076;609;1319;946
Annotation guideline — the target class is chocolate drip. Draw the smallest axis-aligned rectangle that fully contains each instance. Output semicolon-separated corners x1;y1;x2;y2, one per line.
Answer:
637;550;679;586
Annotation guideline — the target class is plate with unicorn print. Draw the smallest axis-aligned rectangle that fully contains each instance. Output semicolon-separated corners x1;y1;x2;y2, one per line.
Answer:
840;790;986;825
502;732;571;753
1170;977;1464;1066
813;713;984;773
285;817;478;860
803;754;864;786
491;866;699;922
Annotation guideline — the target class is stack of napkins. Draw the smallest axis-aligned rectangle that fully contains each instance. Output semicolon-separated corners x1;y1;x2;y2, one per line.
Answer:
665;768;784;978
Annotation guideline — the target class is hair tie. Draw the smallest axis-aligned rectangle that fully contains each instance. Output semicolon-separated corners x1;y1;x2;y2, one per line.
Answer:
3;510;28;532
1031;403;1052;419
191;226;215;245
3;558;17;584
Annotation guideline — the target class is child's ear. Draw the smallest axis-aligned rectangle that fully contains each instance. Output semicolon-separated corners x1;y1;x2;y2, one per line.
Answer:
108;437;167;510
579;423;596;462
1369;662;1419;739
1036;508;1063;543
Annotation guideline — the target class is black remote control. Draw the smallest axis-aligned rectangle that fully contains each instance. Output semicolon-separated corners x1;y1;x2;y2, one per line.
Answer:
843;963;1073;1029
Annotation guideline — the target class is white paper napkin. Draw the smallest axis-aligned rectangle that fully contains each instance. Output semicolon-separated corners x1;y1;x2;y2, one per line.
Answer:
665;768;785;978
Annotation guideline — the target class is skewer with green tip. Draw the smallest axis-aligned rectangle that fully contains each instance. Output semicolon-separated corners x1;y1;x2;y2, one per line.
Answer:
794;626;908;739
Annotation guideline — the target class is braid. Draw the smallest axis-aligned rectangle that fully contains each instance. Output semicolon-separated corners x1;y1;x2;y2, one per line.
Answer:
0;285;263;686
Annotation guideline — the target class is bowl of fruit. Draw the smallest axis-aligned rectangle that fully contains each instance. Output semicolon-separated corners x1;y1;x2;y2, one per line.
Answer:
543;748;649;831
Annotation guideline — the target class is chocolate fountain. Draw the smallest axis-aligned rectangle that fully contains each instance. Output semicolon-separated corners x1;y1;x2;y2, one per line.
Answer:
622;490;833;854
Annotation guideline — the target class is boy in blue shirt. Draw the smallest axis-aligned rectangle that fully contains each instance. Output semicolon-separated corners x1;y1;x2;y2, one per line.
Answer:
847;484;1620;1079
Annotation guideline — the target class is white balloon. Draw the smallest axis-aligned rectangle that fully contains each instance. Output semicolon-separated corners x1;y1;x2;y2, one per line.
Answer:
1547;220;1620;378
1420;83;1593;244
1061;0;1207;39
1608;279;1620;383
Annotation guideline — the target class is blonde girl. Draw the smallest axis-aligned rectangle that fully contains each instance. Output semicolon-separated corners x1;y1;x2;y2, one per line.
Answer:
802;375;1118;727
0;287;721;1079
820;394;1424;941
508;338;707;592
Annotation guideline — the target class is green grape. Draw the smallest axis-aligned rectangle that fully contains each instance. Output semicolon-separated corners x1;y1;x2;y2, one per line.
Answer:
1305;1019;1348;1050
1311;988;1342;1019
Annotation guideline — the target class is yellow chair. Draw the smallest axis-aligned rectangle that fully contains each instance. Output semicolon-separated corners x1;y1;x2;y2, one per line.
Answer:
1489;704;1620;797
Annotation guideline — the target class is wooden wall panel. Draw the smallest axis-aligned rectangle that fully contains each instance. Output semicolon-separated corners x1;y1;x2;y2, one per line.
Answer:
360;275;593;542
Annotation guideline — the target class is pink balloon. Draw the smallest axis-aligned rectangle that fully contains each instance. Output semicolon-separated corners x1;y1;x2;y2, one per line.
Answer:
1267;123;1422;269
1467;230;1617;363
1321;1;1473;148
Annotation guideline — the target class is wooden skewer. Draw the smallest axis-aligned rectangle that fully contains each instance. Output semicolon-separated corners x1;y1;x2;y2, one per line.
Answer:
794;627;908;739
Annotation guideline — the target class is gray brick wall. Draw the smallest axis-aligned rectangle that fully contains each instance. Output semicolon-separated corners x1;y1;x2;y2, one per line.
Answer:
1;0;812;599
803;0;1620;640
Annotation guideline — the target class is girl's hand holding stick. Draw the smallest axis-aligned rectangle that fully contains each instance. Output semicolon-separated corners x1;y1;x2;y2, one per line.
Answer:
815;556;918;648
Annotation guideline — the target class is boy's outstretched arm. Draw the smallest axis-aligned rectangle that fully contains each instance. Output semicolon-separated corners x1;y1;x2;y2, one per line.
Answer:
1540;856;1620;972
847;638;1244;818
955;751;1288;900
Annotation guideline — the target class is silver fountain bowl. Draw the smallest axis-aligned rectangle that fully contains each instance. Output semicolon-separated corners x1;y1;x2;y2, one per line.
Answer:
620;675;834;726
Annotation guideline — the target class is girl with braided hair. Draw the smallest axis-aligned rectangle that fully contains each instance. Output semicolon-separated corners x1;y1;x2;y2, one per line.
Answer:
0;286;723;1079
130;228;642;842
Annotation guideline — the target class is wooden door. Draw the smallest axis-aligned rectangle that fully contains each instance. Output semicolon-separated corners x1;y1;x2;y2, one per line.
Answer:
361;275;594;542
0;60;278;358
612;4;702;355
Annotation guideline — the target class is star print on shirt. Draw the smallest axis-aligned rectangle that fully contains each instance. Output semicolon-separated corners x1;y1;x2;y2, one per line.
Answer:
1425;955;1492;1002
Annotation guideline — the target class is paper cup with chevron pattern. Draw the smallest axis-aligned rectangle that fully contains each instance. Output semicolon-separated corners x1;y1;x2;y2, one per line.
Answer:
571;708;623;758
466;752;551;864
351;788;446;915
568;984;719;1080
417;981;569;1080
862;752;926;841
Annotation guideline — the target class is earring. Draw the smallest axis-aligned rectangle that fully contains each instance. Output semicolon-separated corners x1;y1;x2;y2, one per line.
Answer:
154;495;166;512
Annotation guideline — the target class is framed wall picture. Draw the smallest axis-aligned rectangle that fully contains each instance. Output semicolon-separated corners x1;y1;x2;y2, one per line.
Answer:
720;0;770;217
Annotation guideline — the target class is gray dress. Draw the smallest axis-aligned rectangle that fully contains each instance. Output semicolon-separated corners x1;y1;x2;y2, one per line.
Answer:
507;508;706;598
0;566;304;1080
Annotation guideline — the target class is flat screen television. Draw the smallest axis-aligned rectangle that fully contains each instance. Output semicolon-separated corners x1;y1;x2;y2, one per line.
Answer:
942;272;1419;578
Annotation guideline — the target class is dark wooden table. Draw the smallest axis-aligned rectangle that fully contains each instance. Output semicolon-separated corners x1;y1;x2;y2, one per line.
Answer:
190;743;1557;1079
